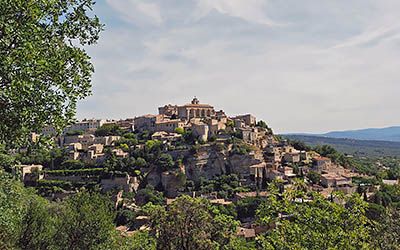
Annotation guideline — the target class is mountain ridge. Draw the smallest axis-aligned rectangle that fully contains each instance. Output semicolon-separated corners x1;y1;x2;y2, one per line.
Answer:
287;126;400;142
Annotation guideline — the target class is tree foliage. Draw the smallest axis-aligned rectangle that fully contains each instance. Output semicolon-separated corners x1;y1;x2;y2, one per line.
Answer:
0;170;117;250
145;196;239;250
257;191;371;250
95;124;124;137
0;0;103;145
55;191;116;250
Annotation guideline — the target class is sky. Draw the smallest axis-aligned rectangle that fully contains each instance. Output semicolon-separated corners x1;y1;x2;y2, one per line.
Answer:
77;0;400;134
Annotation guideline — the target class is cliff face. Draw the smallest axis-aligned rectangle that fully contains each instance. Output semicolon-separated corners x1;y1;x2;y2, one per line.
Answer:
184;148;228;181
149;145;266;197
228;150;264;177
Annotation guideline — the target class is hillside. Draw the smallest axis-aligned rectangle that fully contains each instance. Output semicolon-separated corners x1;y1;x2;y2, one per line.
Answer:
283;134;400;157
320;126;400;142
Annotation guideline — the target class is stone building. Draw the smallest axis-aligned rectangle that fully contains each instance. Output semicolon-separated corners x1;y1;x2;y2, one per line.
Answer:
63;134;96;149
321;173;352;188
100;174;137;193
159;98;215;120
15;165;44;184
42;119;113;136
283;152;301;163
94;136;121;146
233;114;256;126
154;120;185;133
134;114;164;132
206;118;226;135
64;119;108;133
158;104;179;117
191;122;209;141
312;157;332;172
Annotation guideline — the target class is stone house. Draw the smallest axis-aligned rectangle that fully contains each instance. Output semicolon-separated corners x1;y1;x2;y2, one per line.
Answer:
151;132;182;143
234;119;246;128
88;144;103;154
63;134;95;149
154;119;185;133
191;122;209;141
112;148;129;158
100;174;137;193
312;157;332;172
206;118;226;135
158;104;179;117
64;119;108;134
321;173;352;188
241;127;264;145
283;152;301;163
16;164;44;184
300;151;311;163
115;118;135;131
266;169;285;181
233;114;256;127
382;179;400;186
94;136;121;146
134;114;164;132
278;166;296;180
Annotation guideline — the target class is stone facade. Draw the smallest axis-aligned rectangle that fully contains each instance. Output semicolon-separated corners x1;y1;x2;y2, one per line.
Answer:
16;165;44;184
64;119;108;133
158;104;179;117
321;173;352;188
191;122;209;141
159;98;215;120
233;114;256;126
134;114;164;132
100;174;136;192
154;120;185;133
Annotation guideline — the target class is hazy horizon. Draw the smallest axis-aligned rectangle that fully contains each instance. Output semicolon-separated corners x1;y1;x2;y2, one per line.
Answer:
76;0;400;134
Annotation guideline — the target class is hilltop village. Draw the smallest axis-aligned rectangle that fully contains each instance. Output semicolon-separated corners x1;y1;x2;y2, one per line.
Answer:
15;98;397;239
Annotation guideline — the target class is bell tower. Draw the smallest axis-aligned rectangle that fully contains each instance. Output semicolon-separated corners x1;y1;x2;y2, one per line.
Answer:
191;97;199;104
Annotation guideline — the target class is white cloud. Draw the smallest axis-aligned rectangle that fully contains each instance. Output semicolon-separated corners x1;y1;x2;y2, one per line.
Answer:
333;23;400;49
194;0;279;26
105;0;163;26
80;0;400;133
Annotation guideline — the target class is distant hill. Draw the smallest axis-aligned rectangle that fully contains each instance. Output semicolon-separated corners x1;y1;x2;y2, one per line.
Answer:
282;134;400;157
320;126;400;142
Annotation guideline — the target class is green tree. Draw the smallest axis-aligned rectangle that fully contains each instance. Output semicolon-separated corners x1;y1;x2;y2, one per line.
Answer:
175;127;185;135
306;171;321;185
0;0;103;145
135;185;164;206
95;124;124;137
135;157;147;168
61;159;85;170
0;170;35;249
156;153;175;171
257;193;371;250
113;231;156;250
0;144;16;172
54;191;115;250
18;198;55;250
225;237;256;250
145;196;238;250
370;207;400;250
0;170;55;249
